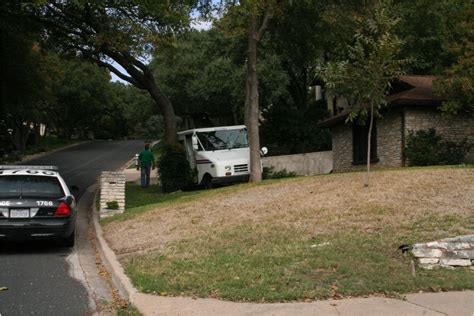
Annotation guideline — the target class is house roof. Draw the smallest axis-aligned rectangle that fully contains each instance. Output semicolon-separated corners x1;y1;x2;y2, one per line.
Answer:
387;75;443;105
317;75;444;128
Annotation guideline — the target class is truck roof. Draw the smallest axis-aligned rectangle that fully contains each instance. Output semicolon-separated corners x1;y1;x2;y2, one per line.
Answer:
177;125;246;136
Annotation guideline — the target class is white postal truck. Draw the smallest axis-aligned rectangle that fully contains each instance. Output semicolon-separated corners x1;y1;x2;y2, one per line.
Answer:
178;125;265;188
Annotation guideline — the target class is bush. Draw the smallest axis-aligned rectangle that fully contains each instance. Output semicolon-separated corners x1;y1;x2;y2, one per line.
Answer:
157;144;195;193
106;201;119;210
405;128;470;166
262;166;297;179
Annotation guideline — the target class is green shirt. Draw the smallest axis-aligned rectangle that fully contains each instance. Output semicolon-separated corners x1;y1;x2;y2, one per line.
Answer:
138;149;155;168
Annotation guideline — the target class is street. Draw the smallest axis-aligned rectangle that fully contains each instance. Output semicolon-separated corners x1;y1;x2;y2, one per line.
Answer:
0;140;144;315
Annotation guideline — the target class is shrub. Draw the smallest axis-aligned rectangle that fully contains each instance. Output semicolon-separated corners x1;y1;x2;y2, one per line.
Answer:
157;144;195;193
405;128;470;166
262;166;297;179
106;201;119;210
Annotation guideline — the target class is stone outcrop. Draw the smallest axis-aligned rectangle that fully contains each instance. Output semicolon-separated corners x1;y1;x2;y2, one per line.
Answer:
411;235;474;269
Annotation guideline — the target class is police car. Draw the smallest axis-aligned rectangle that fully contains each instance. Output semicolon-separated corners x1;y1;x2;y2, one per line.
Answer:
0;165;78;247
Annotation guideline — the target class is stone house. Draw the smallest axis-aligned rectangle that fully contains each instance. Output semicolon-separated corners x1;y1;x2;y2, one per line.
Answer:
317;75;474;172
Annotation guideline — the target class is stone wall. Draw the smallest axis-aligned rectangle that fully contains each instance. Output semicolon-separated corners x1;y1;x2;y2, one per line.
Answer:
262;151;333;176
100;171;125;218
332;123;353;171
411;235;474;270
332;112;403;171
331;108;474;172
404;109;474;162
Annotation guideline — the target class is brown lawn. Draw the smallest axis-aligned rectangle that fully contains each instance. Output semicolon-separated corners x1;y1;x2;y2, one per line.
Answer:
102;167;474;257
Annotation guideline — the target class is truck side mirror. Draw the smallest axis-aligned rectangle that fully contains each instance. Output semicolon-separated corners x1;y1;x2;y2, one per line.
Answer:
192;135;199;150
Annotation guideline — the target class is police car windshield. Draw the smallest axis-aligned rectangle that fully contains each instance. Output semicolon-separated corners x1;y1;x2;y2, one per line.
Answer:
197;128;248;151
0;175;64;198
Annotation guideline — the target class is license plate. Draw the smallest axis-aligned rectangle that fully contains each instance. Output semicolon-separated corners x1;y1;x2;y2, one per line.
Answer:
10;209;30;218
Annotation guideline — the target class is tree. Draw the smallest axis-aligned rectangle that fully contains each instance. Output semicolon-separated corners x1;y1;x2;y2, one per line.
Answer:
433;2;474;115
110;83;164;138
17;1;198;144
218;1;279;182
317;1;405;187
0;1;57;152
267;1;333;113
43;59;115;138
151;30;246;127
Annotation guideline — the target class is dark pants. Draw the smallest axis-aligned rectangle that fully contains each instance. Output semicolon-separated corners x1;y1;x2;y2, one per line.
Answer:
141;165;151;188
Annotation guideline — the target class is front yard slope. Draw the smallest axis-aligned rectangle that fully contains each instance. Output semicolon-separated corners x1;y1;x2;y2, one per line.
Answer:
102;167;474;302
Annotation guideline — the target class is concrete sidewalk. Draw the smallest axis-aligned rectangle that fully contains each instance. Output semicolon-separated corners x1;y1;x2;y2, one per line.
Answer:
94;172;474;316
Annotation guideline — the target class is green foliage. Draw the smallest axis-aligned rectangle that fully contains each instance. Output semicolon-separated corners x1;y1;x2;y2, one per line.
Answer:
157;144;195;193
151;30;245;126
50;59;120;138
433;5;474;115
0;1;58;152
106;201;120;210
110;84;164;139
151;29;289;127
261;99;331;155
317;1;406;123
395;0;462;74
405;128;470;166
262;166;296;180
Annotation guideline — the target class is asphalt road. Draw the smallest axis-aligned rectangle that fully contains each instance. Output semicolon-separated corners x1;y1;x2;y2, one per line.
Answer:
0;140;144;315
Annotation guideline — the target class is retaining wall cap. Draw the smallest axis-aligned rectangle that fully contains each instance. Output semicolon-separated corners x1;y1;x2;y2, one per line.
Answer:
412;248;443;258
426;241;450;249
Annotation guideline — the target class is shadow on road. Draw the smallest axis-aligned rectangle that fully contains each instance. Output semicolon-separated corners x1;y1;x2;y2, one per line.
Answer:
0;241;71;255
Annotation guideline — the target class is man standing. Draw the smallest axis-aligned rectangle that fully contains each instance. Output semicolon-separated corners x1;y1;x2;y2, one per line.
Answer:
137;142;155;188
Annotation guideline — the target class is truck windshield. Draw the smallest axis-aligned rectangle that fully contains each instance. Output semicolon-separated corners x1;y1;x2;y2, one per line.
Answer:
197;128;248;151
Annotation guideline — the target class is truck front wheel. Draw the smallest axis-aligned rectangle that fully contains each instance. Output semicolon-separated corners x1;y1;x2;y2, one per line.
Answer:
201;174;213;189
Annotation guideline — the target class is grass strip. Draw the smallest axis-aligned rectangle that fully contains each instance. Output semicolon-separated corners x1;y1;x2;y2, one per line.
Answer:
124;218;473;302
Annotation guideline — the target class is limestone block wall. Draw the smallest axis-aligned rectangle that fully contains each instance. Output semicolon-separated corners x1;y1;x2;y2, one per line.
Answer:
332;123;353;171
100;171;126;218
411;235;474;269
262;151;333;176
376;112;403;168
404;109;474;162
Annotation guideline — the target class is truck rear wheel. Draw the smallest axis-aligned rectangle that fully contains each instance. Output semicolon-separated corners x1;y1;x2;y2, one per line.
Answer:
201;174;213;189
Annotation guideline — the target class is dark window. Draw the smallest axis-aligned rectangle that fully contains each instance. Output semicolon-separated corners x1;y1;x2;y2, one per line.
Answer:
0;176;64;198
352;120;378;165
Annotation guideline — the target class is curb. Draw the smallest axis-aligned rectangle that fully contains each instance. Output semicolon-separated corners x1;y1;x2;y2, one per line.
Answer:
17;141;90;164
92;190;143;312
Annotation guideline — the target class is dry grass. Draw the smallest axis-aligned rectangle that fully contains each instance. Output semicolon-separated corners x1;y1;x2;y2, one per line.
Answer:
103;167;474;257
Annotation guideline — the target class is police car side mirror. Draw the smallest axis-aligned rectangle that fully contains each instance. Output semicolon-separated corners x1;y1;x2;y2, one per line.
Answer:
192;135;199;150
71;185;79;192
64;195;74;206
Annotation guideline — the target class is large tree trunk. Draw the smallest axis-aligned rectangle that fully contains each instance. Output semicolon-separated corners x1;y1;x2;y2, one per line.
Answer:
147;84;177;144
246;15;262;182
